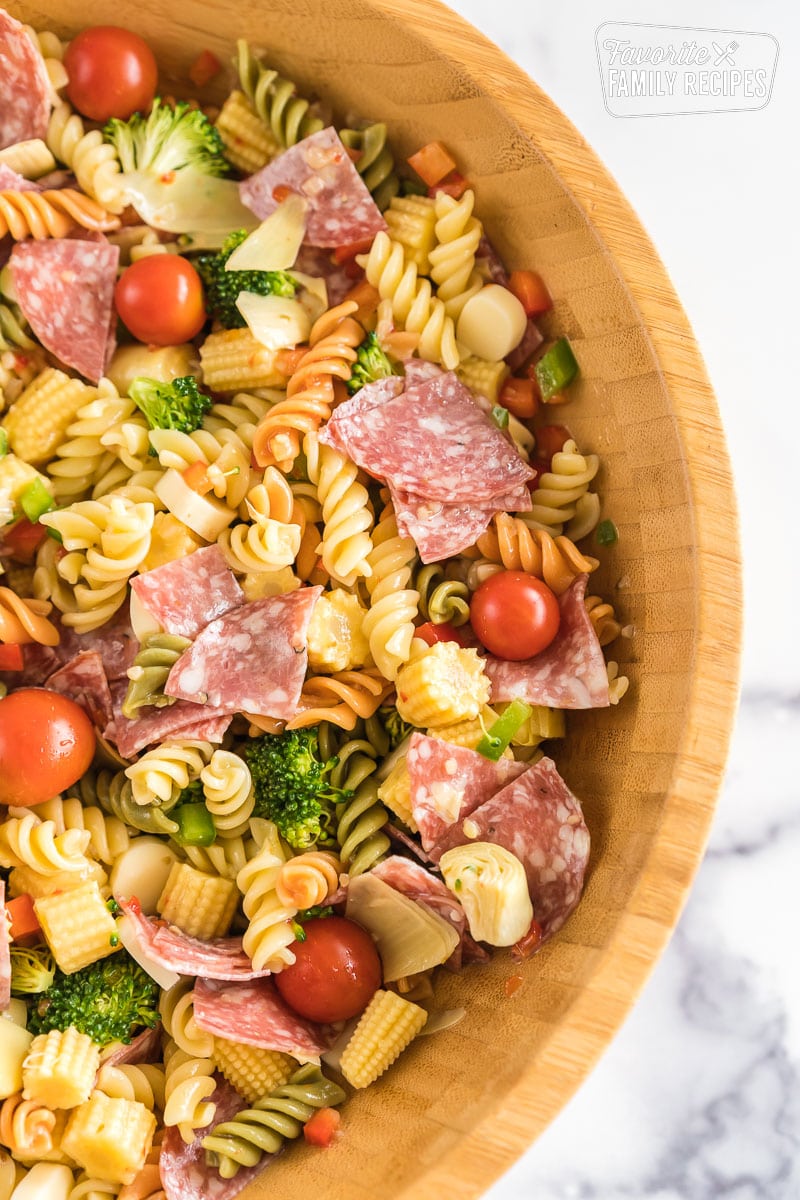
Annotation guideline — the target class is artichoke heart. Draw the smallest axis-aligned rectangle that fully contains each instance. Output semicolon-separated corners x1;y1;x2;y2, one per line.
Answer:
346;873;458;981
439;843;533;947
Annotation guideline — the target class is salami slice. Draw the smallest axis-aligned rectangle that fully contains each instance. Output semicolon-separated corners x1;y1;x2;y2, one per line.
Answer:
131;546;244;641
475;235;510;288
484;574;610;709
0;880;10;1011
318;375;404;454
10;238;119;383
165;587;322;720
506;317;543;372
294;243;356;307
117;900;270;982
432;756;591;940
100;1023;163;1067
0;11;51;151
193;978;333;1058
324;372;534;502
390;486;504;563
406;733;527;857
159;1077;273;1200
239;127;387;249
105;689;232;759
46;650;113;729
402;360;443;388
0;163;40;191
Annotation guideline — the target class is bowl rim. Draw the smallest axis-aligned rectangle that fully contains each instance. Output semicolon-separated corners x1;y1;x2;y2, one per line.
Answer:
365;0;743;1194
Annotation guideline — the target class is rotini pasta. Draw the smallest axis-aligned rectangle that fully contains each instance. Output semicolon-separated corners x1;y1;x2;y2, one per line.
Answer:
0;1093;65;1161
122;633;192;718
0;588;59;645
274;850;341;909
304;431;374;587
148;428;251;512
48;380;139;504
330;738;389;876
46;101;127;213
524;438;600;538
284;667;393;732
200;749;255;838
252;302;363;472
236;830;297;972
585;595;622;647
70;769;182;838
362;499;419;680
217;471;301;575
0;811;91;876
415;563;470;625
235;40;324;150
0;189;120;240
124;741;214;808
31;798;132;867
475;513;600;595
162;1040;217;1145
428;188;483;318
159;981;214;1059
339;122;399;212
95;1064;166;1111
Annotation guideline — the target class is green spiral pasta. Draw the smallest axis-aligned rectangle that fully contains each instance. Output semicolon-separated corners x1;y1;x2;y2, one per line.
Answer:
330;737;390;876
202;1064;346;1178
415;563;470;626
68;768;182;837
122;632;192;718
0;301;35;352
339;123;399;211
236;40;324;150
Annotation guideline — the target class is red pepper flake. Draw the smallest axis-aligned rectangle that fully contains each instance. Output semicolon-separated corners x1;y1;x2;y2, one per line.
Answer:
504;974;524;998
159;171;176;185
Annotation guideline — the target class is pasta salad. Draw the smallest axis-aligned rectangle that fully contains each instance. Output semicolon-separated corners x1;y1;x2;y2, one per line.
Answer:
0;11;628;1199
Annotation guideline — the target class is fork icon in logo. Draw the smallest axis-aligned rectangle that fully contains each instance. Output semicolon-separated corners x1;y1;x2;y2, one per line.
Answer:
712;39;739;66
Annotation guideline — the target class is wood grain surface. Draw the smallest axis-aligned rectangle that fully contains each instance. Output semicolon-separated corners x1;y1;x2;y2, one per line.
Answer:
10;0;742;1195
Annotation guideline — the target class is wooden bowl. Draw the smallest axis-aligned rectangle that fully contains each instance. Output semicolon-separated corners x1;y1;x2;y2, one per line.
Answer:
11;0;741;1193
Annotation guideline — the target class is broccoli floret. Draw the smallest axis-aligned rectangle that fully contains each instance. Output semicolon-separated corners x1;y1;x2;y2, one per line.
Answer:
105;98;229;178
26;950;160;1047
347;332;396;394
10;946;56;995
244;728;350;850
130;375;211;436
196;230;298;329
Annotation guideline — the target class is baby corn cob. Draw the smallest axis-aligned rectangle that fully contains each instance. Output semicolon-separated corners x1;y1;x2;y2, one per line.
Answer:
339;989;427;1089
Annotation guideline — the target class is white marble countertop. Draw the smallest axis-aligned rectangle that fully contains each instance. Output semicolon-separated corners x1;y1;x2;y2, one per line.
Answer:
439;0;800;1196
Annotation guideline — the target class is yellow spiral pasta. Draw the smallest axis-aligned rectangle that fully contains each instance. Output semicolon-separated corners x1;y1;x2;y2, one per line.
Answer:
524;438;600;538
124;741;214;808
383;194;436;270
0;138;55;179
304;432;374;588
159;981;214;1059
68;1176;121;1200
148;428;251;512
428;188;483;319
95;1065;166;1112
285;667;393;732
235;39;323;150
236;832;297;973
176;836;251;883
0;588;59;646
0;189;120;240
362;499;419;681
200;749;255;839
0;1093;65;1161
202;391;274;446
217;471;302;575
0;811;91;875
23;25;68;99
358;231;459;369
162;1040;216;1146
48;380;139;504
274;850;341;909
38;495;155;632
585;595;622;647
46;101;127;213
475;512;600;595
31;798;132;867
252;302;363;472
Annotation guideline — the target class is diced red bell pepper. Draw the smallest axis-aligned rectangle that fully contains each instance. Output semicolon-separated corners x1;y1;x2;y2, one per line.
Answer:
407;141;457;187
5;894;43;945
332;237;374;264
511;919;543;961
415;621;470;648
508;270;552;317
0;644;25;671
533;424;571;462
272;184;296;203
188;49;222;88
2;517;48;563
499;377;538;420
303;1106;341;1147
428;171;469;200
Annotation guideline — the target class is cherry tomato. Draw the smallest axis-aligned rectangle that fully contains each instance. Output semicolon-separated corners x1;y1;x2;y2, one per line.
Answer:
414;620;471;648
274;916;381;1022
532;423;571;463
115;257;206;346
1;517;47;563
470;571;560;661
0;689;95;807
64;27;158;122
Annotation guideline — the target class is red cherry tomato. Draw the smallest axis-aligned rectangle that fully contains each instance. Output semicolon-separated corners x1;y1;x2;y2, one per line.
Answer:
470;571;560;661
0;689;95;807
414;620;471;648
274;917;382;1022
64;27;158;122
532;424;571;462
115;257;206;346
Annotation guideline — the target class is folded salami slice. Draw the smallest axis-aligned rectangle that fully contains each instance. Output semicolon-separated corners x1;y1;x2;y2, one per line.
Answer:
506;317;543;373
389;487;494;564
0;880;10;1011
0;10;51;151
0;163;40;191
324;372;534;502
319;375;404;454
131;546;244;641
484;574;610;709
46;650;114;729
165;587;322;720
433;756;590;940
370;855;470;970
193;978;333;1058
239;127;387;249
160;1077;273;1200
406;733;527;858
294;243;357;307
100;1023;162;1067
117;900;270;982
105;688;232;759
10;238;119;383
